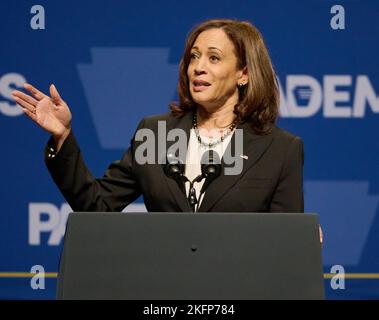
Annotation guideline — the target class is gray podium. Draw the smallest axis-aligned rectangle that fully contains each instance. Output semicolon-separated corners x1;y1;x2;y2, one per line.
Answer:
57;212;325;300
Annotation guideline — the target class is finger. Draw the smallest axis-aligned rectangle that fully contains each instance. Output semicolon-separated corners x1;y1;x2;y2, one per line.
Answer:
22;106;38;122
13;96;36;113
12;90;38;107
49;84;63;103
24;83;46;101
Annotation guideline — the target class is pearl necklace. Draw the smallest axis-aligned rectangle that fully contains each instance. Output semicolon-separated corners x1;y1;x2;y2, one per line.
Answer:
192;113;237;148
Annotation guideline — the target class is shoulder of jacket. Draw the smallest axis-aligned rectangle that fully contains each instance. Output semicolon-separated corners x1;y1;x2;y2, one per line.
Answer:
271;126;302;144
139;112;180;128
143;112;177;125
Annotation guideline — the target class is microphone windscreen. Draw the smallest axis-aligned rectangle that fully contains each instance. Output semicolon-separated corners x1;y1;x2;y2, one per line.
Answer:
163;153;185;178
200;150;221;180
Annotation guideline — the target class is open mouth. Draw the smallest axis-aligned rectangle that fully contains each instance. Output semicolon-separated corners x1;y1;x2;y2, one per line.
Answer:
193;79;211;91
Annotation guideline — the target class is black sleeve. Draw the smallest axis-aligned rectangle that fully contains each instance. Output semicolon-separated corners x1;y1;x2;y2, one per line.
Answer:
44;121;144;212
269;136;304;213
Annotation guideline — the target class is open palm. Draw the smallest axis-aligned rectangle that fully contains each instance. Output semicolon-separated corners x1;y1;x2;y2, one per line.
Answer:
12;83;72;137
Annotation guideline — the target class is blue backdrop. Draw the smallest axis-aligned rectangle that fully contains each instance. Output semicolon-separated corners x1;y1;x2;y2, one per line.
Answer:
1;0;378;299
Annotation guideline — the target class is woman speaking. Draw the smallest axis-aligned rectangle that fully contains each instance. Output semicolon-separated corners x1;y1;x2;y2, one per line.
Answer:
12;19;304;214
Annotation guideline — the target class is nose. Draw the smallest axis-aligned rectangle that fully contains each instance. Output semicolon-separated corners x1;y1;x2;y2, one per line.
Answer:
193;57;207;75
194;68;206;76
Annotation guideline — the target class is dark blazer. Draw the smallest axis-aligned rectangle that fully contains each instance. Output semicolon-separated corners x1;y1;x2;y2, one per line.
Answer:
45;111;304;213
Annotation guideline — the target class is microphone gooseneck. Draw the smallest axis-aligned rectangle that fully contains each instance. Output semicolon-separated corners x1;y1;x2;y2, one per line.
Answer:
200;150;221;194
162;151;222;212
163;153;187;194
162;153;199;212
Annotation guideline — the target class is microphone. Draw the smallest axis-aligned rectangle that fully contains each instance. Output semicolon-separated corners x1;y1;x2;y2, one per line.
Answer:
162;153;187;194
162;151;221;212
200;150;221;194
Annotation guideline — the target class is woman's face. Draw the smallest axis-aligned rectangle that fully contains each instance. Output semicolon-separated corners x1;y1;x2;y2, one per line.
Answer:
187;28;246;112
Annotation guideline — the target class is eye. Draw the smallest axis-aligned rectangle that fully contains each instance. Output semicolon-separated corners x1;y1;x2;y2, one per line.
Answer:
210;55;220;62
190;52;199;59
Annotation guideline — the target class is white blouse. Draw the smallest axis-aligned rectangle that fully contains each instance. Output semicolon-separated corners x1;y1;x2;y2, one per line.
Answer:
184;129;233;211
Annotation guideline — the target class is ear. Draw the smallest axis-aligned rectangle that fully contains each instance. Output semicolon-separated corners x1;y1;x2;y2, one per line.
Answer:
237;66;248;85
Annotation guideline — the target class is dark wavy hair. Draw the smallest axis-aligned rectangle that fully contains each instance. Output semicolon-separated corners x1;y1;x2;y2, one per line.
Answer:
169;19;279;134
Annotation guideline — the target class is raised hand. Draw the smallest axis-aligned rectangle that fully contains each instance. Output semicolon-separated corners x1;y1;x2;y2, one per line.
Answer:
12;83;72;139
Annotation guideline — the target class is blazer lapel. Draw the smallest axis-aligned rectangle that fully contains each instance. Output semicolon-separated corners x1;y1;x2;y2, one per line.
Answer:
197;122;274;212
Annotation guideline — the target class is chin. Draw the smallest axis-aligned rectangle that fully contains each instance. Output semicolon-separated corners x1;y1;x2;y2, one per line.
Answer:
192;99;213;108
191;92;211;103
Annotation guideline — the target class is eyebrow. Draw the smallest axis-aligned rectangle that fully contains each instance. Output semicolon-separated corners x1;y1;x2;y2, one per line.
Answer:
191;46;223;54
